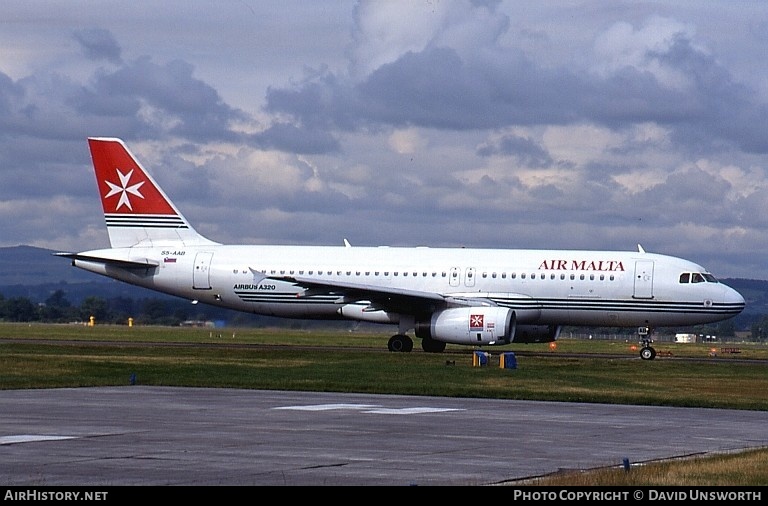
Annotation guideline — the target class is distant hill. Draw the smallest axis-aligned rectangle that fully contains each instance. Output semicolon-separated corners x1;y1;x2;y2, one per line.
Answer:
0;245;168;304
0;245;97;285
1;245;765;328
723;278;768;322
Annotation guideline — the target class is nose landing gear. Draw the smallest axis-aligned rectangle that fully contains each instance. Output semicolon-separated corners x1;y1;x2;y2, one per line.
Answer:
637;326;656;360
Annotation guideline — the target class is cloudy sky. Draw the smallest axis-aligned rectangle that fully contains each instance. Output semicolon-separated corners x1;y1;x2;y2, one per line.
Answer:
2;1;767;280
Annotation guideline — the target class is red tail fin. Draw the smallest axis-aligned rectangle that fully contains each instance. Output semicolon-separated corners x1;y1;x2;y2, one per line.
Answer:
89;138;177;216
87;137;217;248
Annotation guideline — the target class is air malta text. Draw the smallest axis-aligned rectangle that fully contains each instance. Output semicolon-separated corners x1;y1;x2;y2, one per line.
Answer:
538;260;625;271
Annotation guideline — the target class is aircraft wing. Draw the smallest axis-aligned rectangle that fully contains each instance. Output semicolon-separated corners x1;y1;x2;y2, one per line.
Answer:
267;275;450;314
54;252;160;270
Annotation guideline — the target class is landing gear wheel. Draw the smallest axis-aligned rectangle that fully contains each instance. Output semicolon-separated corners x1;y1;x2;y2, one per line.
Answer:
421;337;447;353
388;334;413;352
637;326;656;361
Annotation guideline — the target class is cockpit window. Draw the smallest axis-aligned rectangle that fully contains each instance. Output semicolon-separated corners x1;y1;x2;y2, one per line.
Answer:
679;272;719;284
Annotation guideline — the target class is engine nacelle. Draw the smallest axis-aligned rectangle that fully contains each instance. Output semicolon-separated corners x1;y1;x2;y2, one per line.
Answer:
415;307;515;345
337;303;399;324
512;324;562;343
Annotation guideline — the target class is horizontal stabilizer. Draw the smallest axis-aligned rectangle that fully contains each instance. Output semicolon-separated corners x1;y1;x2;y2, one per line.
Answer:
54;252;159;269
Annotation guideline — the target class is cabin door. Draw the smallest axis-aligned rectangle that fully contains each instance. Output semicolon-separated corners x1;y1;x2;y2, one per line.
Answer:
449;267;461;287
193;251;214;290
464;267;476;287
633;260;654;299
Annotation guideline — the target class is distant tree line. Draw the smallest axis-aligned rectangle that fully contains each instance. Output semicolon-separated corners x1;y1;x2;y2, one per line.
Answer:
564;317;750;342
0;289;765;341
0;289;256;327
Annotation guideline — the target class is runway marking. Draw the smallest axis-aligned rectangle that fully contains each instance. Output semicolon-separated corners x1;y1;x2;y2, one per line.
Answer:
364;407;463;414
274;403;380;411
274;403;464;415
0;435;77;445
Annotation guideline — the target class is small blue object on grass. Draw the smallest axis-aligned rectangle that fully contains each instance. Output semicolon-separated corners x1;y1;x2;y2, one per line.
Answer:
500;352;517;369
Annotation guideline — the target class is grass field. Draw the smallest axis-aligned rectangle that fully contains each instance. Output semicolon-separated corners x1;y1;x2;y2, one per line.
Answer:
1;322;767;485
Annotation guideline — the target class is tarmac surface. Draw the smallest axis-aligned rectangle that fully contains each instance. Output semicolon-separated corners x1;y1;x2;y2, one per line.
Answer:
1;386;767;486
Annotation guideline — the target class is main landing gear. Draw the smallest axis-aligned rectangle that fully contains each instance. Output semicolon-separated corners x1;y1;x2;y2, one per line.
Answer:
388;334;413;352
637;326;656;360
387;334;447;353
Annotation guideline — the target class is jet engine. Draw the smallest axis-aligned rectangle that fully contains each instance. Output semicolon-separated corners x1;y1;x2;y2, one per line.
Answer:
415;307;515;345
414;307;562;345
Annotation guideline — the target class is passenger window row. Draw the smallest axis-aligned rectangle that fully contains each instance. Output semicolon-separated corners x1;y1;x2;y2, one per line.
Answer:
253;269;617;282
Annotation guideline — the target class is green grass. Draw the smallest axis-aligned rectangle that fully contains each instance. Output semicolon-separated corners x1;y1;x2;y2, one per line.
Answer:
2;323;767;409
2;345;765;407
520;446;768;486
2;322;767;485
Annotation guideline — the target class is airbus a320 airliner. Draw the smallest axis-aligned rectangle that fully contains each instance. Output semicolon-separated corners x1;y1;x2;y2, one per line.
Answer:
57;138;745;360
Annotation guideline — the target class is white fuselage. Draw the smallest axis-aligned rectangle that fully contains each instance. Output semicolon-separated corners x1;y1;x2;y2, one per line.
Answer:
74;244;745;329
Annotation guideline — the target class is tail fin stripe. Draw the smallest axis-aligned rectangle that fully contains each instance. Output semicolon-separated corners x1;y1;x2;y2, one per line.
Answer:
105;214;188;227
105;222;189;230
105;213;186;220
104;219;187;226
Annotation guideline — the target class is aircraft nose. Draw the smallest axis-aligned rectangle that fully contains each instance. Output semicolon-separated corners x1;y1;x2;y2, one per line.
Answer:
721;284;746;315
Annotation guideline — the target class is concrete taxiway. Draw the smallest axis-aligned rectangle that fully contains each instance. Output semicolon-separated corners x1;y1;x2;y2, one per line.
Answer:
1;386;766;486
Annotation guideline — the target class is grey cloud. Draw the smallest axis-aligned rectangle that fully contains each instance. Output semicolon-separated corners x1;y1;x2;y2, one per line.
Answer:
476;134;553;167
264;30;768;155
529;183;565;202
358;47;488;129
265;45;582;130
73;28;122;64
78;56;247;142
249;122;340;154
265;72;360;131
634;167;736;227
0;72;109;143
592;36;768;153
470;0;503;8
0;72;24;117
357;47;582;128
738;191;768;228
